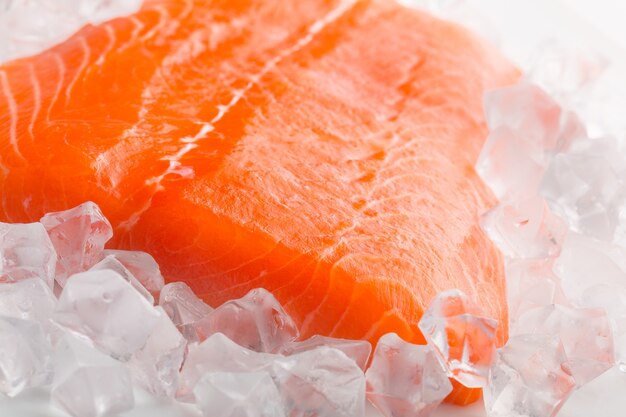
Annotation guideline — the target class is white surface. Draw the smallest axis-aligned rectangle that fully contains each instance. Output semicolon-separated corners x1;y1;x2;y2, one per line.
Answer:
2;0;626;416
2;368;626;417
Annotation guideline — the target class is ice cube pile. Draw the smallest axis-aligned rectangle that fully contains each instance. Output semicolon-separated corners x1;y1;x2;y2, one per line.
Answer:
1;201;474;417
476;45;626;416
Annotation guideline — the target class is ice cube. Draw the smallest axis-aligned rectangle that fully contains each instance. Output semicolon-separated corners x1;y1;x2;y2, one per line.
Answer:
53;269;160;360
480;195;567;259
194;288;299;353
541;137;626;242
418;289;497;388
281;335;371;371
272;346;366;417
476;83;585;200
51;334;134;417
527;41;608;102
476;126;547;200
91;255;154;304
103;249;164;294
554;232;626;304
573;66;626;137
512;305;614;386
0;222;57;289
194;371;285;417
365;333;452;417
505;259;567;326
159;281;213;342
483;83;564;145
129;307;187;398
177;332;275;402
484;334;576;417
0;278;56;321
40;202;113;286
0;316;53;397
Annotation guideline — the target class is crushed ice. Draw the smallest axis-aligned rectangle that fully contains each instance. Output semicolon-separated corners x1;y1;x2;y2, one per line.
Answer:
476;42;626;417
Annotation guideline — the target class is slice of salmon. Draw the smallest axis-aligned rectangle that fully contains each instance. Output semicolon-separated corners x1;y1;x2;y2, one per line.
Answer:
0;0;518;403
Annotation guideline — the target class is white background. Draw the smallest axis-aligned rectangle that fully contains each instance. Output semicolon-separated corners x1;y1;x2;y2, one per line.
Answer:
1;1;626;416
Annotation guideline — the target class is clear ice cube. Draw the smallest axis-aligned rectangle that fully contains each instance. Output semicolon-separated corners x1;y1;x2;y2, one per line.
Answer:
159;281;213;342
554;232;626;305
177;332;275;402
0;316;53;397
90;255;154;304
51;334;134;417
281;335;371;371
484;334;576;417
0;222;57;289
512;305;614;386
272;346;366;417
541;137;626;242
477;83;585;200
194;288;299;353
505;259;567;326
480;195;567;259
365;333;452;417
40;202;113;286
0;277;56;321
129;307;187;398
103;249;164;294
418;289;498;388
194;371;285;417
53;269;160;360
477;126;547;200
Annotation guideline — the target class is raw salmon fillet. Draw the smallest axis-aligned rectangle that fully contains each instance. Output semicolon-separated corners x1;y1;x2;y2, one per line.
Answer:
0;0;518;403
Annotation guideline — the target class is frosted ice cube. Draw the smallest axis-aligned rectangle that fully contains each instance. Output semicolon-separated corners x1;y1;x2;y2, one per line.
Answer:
51;334;134;417
40;202;113;286
365;333;452;417
484;334;576;417
484;83;564;145
129;307;187;398
512;305;614;386
573;66;626;137
0;278;61;342
0;222;56;289
480;195;567;259
541;137;626;242
505;259;567;326
194;371;285;417
103;249;164;294
177;332;275;402
0;277;56;321
0;316;53;397
476;126;547;200
527;41;608;101
194;288;299;353
554;232;626;304
159;281;213;342
53;269;160;360
91;255;154;304
418;289;497;388
281;335;371;371
272;346;366;417
477;83;585;200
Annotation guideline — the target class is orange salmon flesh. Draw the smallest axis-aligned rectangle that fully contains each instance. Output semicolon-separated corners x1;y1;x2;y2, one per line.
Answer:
0;0;519;403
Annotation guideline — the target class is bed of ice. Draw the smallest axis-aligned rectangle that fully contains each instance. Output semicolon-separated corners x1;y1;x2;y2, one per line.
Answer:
1;1;626;417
